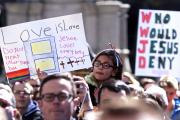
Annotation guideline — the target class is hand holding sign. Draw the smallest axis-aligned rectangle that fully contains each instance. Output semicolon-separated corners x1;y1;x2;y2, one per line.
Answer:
36;68;48;81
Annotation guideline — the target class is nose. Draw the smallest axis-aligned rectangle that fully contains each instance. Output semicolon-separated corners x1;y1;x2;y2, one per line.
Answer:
53;96;60;103
97;64;103;69
19;92;26;97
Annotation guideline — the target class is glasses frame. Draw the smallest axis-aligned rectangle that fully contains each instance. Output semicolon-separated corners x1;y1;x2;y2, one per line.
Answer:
14;90;31;96
93;61;114;69
41;92;73;102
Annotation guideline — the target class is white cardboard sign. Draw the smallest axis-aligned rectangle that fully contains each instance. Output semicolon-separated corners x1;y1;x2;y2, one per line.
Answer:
0;13;92;76
135;9;180;77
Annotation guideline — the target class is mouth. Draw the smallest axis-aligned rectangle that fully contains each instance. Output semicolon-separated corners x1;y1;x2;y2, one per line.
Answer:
51;110;64;113
51;108;64;112
18;100;26;103
96;72;104;75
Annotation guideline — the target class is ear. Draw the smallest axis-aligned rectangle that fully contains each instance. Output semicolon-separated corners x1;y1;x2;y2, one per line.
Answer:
38;100;43;109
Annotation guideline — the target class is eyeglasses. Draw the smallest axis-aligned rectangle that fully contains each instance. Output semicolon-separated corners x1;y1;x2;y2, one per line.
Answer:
41;92;73;102
14;90;31;96
94;61;114;69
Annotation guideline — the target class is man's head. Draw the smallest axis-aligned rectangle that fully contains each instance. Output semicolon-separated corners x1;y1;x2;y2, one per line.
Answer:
13;82;33;111
159;75;178;102
140;78;155;90
122;72;139;85
28;76;41;100
98;97;165;120
0;83;16;108
28;75;41;93
97;80;130;109
39;74;77;120
145;85;168;110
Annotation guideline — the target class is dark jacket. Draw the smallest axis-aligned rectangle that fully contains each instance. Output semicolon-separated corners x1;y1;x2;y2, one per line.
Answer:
22;100;43;120
85;74;117;106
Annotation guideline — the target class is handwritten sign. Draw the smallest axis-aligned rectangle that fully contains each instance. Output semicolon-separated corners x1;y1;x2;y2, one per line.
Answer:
1;43;30;81
135;9;180;77
0;13;92;80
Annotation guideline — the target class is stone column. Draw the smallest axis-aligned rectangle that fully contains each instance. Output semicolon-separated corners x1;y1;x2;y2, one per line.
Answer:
95;1;130;51
96;1;131;72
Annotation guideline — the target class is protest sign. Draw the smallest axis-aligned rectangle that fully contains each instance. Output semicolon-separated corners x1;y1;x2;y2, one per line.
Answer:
0;13;92;81
135;9;180;77
1;43;30;81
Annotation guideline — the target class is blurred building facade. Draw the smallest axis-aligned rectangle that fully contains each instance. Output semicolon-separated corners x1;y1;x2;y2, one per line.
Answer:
0;0;131;83
5;0;129;52
1;0;180;83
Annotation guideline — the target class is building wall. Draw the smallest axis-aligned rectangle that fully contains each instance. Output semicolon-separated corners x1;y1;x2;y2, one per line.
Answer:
5;0;130;53
0;0;131;83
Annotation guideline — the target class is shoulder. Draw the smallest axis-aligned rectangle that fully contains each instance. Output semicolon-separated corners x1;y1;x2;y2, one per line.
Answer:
23;110;43;120
172;99;180;120
23;101;43;120
172;110;180;120
85;74;98;87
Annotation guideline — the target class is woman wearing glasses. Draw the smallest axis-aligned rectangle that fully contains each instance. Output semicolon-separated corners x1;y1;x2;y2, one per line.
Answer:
85;49;123;106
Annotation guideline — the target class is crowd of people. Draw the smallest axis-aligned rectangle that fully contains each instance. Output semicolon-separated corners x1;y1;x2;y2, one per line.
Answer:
0;49;180;120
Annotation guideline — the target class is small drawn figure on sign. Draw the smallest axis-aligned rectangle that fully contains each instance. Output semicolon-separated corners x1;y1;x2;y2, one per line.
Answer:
67;58;74;67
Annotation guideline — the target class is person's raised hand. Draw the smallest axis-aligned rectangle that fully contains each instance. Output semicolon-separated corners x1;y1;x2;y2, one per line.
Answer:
36;68;48;81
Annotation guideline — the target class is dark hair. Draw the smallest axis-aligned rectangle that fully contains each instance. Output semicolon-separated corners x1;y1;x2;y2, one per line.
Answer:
97;80;130;104
140;93;167;110
92;49;123;79
100;97;165;120
39;74;77;98
103;107;139;117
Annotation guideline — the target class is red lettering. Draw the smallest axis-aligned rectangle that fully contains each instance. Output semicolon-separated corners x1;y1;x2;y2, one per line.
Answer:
138;56;146;68
59;36;77;42
141;11;152;23
8;66;17;71
140;27;149;38
138;40;148;53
